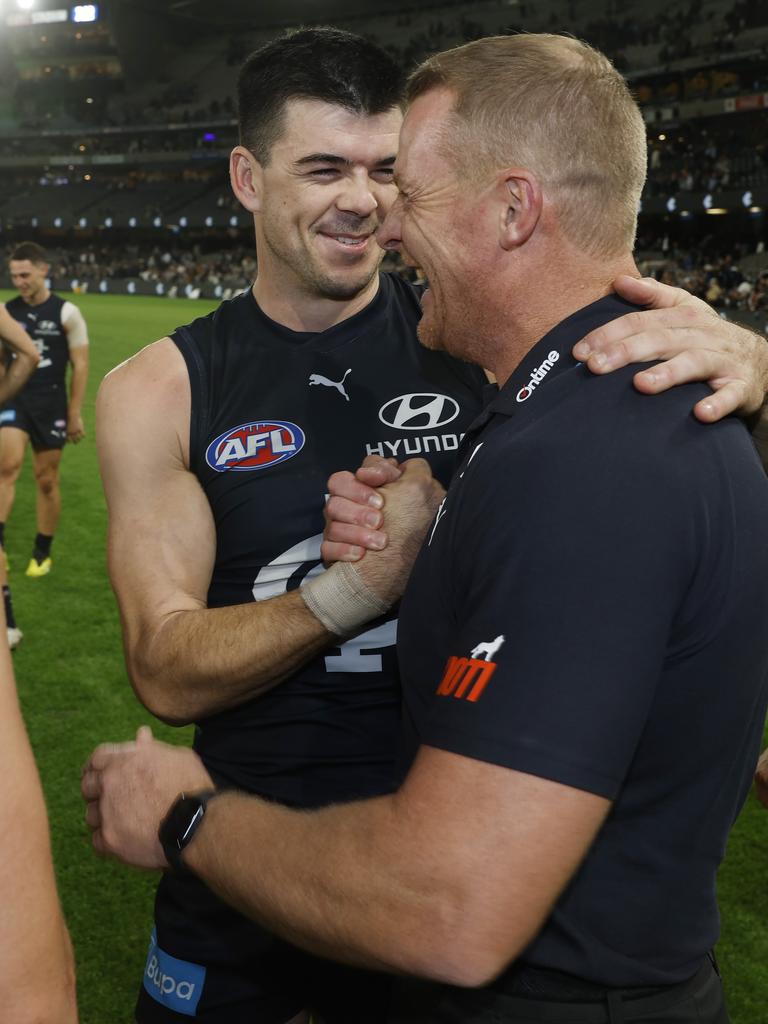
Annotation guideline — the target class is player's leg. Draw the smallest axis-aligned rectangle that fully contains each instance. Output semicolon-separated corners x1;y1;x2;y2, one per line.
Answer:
0;426;29;526
0;427;29;647
27;447;62;576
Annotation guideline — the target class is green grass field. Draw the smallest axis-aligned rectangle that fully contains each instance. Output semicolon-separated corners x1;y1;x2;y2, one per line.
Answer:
1;290;766;1023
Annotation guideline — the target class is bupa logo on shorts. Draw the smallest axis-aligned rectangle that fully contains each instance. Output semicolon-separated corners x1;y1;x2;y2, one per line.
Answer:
143;929;206;1016
516;351;560;403
436;636;505;703
378;393;459;430
0;410;16;424
205;420;305;473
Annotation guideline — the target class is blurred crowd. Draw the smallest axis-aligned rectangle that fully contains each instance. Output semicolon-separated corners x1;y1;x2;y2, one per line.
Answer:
2;239;766;323
32;243;256;297
635;237;768;316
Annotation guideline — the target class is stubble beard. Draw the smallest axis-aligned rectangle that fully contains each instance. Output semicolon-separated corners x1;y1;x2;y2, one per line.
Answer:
262;216;382;302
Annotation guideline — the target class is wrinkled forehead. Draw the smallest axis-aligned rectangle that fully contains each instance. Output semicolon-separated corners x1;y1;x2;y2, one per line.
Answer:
272;98;402;165
397;88;456;175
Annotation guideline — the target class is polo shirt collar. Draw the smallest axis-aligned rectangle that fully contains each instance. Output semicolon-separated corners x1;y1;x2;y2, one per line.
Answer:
489;292;640;417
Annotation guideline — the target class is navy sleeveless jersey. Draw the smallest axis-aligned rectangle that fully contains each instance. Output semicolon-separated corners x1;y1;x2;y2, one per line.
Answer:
172;273;486;807
5;294;70;393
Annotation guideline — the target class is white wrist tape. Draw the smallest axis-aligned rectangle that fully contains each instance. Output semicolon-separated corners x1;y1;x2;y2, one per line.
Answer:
300;561;390;637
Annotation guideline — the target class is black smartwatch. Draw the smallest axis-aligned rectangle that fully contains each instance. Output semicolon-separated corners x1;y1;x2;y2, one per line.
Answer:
159;789;218;874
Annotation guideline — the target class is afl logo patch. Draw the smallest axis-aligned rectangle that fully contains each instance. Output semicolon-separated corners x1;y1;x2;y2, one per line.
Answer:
205;420;305;473
378;393;459;430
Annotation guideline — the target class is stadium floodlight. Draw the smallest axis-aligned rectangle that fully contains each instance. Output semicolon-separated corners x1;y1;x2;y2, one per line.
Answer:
702;194;713;210
79;217;87;227
229;215;238;227
129;217;137;227
72;4;99;22
742;191;753;208
54;216;62;227
179;216;188;228
205;216;213;227
666;197;676;213
31;217;38;227
104;217;112;228
153;216;162;228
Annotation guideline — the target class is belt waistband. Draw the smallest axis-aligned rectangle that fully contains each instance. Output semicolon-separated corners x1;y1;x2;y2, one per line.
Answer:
486;957;717;1023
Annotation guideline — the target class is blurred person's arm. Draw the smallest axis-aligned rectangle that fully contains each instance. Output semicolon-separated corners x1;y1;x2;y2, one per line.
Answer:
0;304;40;405
0;607;78;1022
63;302;89;443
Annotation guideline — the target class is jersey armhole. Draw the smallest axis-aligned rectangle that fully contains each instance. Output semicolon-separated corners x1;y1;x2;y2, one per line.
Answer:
171;327;208;472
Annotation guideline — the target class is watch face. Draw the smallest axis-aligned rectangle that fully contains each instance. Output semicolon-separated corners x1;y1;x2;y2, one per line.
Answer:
160;791;215;864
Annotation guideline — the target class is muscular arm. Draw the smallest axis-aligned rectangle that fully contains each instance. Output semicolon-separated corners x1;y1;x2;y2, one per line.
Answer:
0;304;40;405
88;731;607;985
186;750;608;984
0;608;77;1022
98;338;345;725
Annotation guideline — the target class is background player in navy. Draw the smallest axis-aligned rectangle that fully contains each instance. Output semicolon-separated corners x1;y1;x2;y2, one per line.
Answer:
85;28;768;1024
0;300;41;647
0;241;89;585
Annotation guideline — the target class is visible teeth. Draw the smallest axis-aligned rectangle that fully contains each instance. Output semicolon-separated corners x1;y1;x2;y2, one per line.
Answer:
334;236;365;245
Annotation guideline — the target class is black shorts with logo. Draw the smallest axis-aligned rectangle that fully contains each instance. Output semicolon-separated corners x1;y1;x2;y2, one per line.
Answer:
134;870;392;1024
0;388;68;451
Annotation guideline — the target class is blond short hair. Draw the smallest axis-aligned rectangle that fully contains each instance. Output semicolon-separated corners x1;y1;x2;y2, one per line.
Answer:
407;34;647;258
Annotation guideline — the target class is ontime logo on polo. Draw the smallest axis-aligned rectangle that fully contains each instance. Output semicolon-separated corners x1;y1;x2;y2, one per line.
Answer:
516;350;560;403
205;420;305;472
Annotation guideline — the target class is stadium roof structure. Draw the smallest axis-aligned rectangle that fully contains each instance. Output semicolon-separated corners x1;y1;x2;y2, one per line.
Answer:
122;0;473;30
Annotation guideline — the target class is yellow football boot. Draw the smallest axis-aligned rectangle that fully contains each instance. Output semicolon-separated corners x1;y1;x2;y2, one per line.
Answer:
25;556;52;578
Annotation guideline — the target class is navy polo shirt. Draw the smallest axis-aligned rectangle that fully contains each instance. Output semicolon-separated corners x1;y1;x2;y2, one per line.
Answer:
396;294;768;987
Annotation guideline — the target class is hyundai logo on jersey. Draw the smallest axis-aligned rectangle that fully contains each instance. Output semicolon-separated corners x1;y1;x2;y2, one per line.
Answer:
205;420;305;473
378;393;459;430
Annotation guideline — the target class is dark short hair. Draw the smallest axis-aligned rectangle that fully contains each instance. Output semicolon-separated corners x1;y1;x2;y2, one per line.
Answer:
237;27;404;164
10;241;47;265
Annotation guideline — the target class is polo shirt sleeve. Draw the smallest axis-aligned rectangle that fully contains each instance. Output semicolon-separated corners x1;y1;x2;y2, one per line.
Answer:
417;431;696;800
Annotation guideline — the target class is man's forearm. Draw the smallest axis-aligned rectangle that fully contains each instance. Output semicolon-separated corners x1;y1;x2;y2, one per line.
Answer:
183;789;446;978
0;352;36;405
68;359;88;416
129;587;342;723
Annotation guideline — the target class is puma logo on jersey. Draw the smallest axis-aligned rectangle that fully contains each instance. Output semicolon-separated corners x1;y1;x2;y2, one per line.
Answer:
309;369;351;401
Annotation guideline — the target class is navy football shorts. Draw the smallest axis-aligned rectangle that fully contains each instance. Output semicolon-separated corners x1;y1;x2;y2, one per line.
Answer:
134;870;392;1023
0;389;68;451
